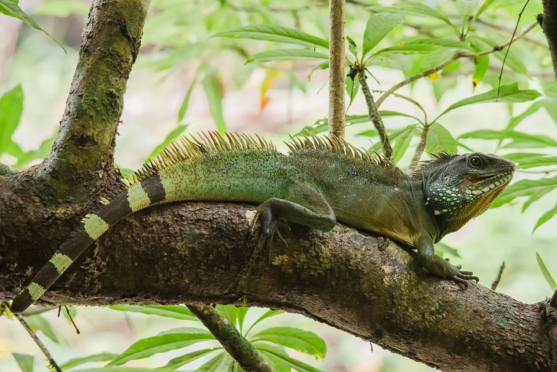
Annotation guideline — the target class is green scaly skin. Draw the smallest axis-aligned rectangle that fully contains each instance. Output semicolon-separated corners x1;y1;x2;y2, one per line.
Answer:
10;133;515;313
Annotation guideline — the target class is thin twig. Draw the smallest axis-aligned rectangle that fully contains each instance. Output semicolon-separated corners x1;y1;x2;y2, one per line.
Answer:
188;303;274;372
376;22;538;108
328;0;346;138
491;261;506;291
1;302;62;372
358;70;392;158
475;18;546;48
409;125;429;171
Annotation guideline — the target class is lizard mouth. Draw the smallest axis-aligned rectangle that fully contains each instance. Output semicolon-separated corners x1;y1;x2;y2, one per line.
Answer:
465;171;514;196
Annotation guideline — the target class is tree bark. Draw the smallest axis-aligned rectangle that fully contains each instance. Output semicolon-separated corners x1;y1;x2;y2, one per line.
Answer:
541;1;557;79
1;187;556;371
328;0;345;139
37;0;149;200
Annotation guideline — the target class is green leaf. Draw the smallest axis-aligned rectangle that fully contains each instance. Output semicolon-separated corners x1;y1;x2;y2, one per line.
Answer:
147;124;189;161
12;353;34;372
119;167;135;180
109;305;199;321
247;49;329;63
107;333;215;366
534;202;557;232
197;352;228;372
215;304;238;326
507;101;544;130
473;55;489;87
426;123;458;153
164;348;222;369
255;344;323;372
63;369;178;372
0;84;23;153
503;152;557;169
25;315;59;344
178;76;197;122
294;115;370;136
403;37;470;50
456;0;478;20
392;125;417;163
60;353;118;370
0;0;65;51
346;35;358;57
36;1;89;16
536;253;557;291
212;25;329;49
472;0;499;23
437;84;541;119
157;327;211;336
237;307;249;334
256;344;290;372
362;13;403;56
13;132;56;168
345;75;360;109
435;242;461;258
251;327;327;358
459;130;557;147
522;189;553;212
245;309;285;336
308;61;329;81
372;44;441;57
491;177;557;208
476;37;528;76
203;72;227;133
386;2;459;34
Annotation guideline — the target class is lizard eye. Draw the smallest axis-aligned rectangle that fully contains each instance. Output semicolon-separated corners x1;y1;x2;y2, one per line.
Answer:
469;156;483;168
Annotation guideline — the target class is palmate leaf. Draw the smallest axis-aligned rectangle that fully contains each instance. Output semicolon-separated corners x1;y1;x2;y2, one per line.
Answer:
256;344;291;372
436;84;541;120
246;49;329;63
236;307;249;333
536;253;557;291
107;333;215;366
251;327;327;358
197;352;231;371
255;344;323;372
216;304;237;326
491;176;557;208
425;123;458;153
245;309;285;336
60;353;118;370
362;13;403;56
110;305;199;321
212;25;329;49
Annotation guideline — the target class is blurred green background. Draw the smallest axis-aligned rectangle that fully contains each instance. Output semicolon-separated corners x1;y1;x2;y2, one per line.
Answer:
1;0;556;370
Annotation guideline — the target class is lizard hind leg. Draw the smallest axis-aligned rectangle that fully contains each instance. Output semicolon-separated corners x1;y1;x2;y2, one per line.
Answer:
244;184;336;277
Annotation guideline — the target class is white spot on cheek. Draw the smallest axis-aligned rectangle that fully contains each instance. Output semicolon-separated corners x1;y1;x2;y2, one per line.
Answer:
472;190;482;195
482;187;491;192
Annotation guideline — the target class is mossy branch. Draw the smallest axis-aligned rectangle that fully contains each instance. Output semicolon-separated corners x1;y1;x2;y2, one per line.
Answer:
188;303;275;372
37;0;150;200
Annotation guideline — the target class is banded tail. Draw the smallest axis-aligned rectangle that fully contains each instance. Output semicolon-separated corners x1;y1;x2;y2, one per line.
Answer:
10;175;167;313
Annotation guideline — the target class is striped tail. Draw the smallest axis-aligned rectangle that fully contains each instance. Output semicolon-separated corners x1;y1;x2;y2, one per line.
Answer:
10;175;167;313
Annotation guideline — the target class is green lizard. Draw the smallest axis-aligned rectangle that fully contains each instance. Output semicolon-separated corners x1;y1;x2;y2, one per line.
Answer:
10;132;514;313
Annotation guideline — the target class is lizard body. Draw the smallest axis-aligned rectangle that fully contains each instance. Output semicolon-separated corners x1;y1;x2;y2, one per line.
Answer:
10;132;515;313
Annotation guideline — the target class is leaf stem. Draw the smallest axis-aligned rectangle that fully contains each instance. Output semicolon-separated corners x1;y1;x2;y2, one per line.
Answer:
358;70;392;158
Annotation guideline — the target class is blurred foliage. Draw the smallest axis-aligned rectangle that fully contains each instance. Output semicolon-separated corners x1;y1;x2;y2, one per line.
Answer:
3;0;557;370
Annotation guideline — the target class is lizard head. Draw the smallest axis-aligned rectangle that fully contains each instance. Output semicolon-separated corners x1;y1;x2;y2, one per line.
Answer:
421;152;515;231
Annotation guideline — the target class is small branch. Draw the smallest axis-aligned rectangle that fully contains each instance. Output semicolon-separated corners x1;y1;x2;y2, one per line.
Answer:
475;18;546;48
37;0;150;200
328;0;346;139
541;1;557;78
491;261;505;291
358;70;392;158
377;22;538;107
0;162;17;176
188;303;274;372
409;125;429;171
1;302;62;372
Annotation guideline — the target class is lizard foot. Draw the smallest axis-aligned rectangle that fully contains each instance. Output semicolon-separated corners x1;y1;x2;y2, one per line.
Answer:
419;254;479;288
244;205;287;277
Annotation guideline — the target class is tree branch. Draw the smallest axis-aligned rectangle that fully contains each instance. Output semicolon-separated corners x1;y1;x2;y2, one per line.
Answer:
409;125;428;171
0;162;17;176
328;0;346;139
188;303;274;372
541;1;557;78
2;194;556;371
376;22;539;108
37;0;150;200
357;70;392;158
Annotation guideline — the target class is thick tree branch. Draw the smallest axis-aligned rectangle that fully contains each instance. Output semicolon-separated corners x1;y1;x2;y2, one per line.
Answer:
188;303;274;372
0;162;17;176
358;70;392;158
1;184;556;371
37;0;149;200
328;0;346;139
541;2;557;78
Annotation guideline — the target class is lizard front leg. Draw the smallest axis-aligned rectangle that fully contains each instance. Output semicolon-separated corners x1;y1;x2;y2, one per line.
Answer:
416;234;479;287
245;183;336;277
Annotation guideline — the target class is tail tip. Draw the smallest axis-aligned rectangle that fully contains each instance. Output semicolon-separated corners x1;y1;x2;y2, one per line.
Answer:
10;293;32;314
